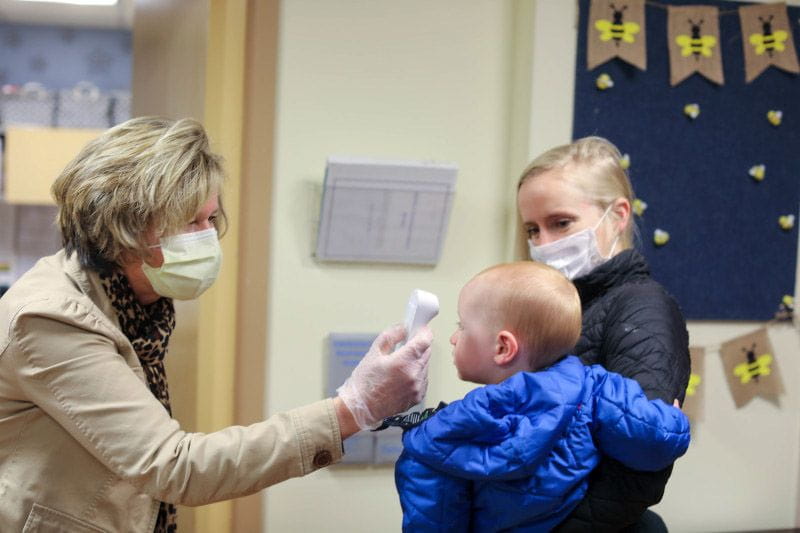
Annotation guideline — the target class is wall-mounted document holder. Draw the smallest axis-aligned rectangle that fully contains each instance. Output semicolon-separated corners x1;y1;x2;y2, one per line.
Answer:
315;156;457;265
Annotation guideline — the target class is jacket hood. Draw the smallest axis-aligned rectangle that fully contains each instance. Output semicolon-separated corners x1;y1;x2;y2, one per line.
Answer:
402;356;587;481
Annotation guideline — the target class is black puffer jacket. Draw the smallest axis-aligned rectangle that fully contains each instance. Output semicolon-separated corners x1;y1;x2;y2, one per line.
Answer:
554;249;691;533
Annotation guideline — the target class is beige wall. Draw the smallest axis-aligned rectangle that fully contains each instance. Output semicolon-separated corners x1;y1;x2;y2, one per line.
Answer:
266;0;799;531
654;322;800;531
266;1;514;529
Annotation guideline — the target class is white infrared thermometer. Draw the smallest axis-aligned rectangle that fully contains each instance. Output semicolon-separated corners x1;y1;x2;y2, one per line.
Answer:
404;289;439;339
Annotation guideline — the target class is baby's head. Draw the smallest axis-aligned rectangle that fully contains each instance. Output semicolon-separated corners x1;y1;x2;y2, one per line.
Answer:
450;262;582;385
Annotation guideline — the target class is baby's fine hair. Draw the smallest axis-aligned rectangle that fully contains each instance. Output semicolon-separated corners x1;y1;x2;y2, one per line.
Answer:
476;262;582;370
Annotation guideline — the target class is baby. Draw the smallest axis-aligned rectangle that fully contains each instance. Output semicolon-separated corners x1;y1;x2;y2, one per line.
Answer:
392;262;690;532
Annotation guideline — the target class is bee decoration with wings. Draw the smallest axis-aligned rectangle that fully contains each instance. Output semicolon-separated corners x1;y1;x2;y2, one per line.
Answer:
668;5;724;86
739;3;799;83
587;0;647;71
595;3;641;46
676;19;717;60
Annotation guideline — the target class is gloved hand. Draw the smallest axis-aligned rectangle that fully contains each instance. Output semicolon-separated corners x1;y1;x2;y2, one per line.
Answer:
337;324;433;431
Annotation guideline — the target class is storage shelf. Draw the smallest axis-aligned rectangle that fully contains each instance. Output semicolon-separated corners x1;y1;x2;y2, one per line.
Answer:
2;126;103;205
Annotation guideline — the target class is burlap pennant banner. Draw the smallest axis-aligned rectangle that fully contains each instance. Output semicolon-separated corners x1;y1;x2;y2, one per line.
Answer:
668;5;724;86
683;346;705;422
587;0;647;71
739;2;800;83
719;327;784;408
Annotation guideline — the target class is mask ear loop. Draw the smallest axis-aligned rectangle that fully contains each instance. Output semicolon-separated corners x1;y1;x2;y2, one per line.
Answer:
147;228;218;250
595;204;621;259
593;204;614;230
147;231;164;249
605;235;620;259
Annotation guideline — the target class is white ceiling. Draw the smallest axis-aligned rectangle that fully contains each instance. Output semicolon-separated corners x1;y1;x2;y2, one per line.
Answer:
0;0;133;29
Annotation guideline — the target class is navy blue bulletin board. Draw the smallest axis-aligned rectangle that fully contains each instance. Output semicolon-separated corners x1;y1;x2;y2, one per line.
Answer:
573;0;800;320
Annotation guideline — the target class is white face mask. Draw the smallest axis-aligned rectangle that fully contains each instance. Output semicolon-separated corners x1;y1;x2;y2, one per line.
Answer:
142;228;222;300
528;205;618;280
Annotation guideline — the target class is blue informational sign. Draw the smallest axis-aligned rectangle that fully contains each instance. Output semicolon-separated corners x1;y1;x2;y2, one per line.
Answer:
327;333;405;465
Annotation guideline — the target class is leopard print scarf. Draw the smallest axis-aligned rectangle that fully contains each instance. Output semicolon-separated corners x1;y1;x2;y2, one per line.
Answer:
99;269;177;533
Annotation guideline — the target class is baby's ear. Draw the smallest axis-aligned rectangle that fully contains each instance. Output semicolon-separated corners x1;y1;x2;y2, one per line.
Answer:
493;330;519;366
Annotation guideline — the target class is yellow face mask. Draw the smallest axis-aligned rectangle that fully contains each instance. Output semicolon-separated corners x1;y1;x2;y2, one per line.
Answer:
142;228;222;300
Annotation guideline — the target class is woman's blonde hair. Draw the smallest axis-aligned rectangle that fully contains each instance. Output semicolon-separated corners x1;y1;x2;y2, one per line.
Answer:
52;116;227;271
476;262;582;370
516;136;637;256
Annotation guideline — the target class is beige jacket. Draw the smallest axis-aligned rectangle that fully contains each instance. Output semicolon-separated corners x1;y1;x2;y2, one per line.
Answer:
0;250;343;532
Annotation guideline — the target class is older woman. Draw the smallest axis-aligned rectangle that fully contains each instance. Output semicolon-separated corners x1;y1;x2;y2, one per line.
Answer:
0;117;432;532
517;136;691;532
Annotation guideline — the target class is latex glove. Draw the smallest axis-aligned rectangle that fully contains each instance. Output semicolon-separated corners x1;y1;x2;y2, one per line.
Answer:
337;324;433;431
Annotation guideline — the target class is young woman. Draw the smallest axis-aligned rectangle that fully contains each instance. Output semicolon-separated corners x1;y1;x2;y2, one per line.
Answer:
517;136;691;532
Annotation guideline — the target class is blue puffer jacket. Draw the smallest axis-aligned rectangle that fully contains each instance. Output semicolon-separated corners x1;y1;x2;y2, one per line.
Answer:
395;356;690;533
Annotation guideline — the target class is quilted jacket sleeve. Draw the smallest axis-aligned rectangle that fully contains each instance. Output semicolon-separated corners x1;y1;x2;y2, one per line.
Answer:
395;449;471;533
601;283;691;404
591;368;690;472
556;273;691;532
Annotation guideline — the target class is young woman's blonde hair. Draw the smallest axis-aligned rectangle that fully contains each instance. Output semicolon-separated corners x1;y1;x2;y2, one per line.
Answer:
476;262;582;370
516;136;637;257
52;116;227;271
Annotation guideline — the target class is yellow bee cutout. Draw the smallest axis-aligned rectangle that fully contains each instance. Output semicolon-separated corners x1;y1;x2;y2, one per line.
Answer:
748;164;766;182
676;19;717;59
749;15;789;57
632;198;647;216
683;103;700;119
653;229;670;247
686;374;702;396
596;73;615;90
775;294;794;321
778;214;795;231
595;3;641;46
733;343;773;385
